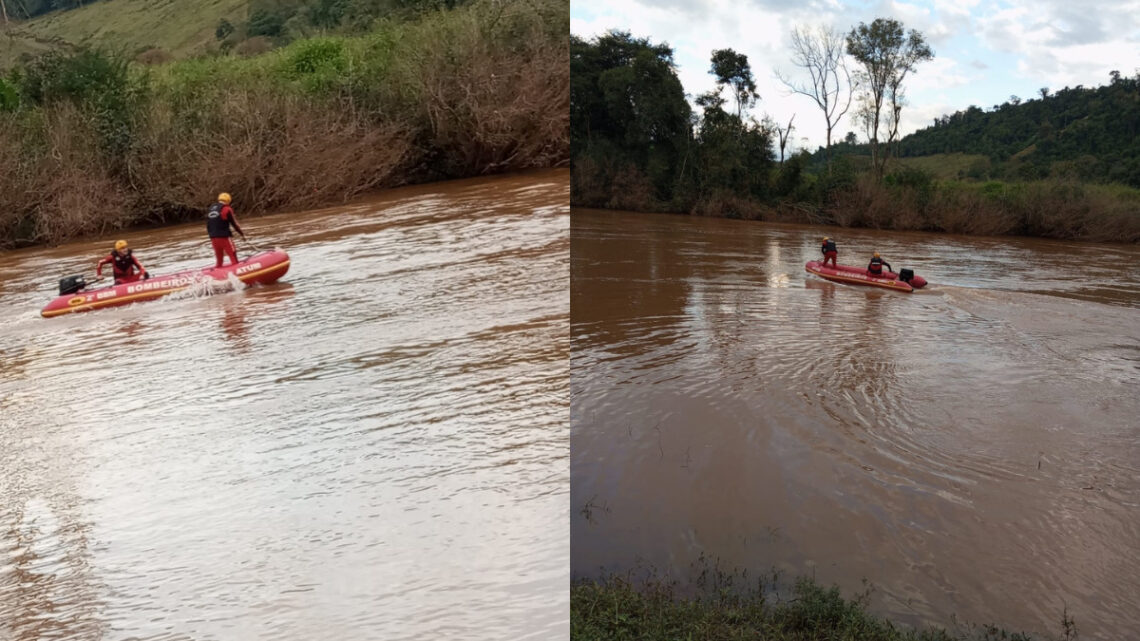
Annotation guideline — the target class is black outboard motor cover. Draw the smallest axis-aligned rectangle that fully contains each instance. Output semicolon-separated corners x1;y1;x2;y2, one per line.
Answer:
59;275;87;295
898;268;914;283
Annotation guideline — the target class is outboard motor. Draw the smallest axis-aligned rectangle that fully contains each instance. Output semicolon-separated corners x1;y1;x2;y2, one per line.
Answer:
897;268;927;289
59;275;88;295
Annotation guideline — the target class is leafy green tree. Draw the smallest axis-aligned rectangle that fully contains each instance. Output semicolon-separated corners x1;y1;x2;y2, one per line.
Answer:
692;55;773;200
308;0;348;28
845;17;932;179
216;18;235;40
570;32;693;205
709;48;758;120
248;8;287;37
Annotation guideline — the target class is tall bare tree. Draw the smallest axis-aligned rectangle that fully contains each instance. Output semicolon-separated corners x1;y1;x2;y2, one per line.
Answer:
777;25;853;175
845;18;932;180
775;114;794;163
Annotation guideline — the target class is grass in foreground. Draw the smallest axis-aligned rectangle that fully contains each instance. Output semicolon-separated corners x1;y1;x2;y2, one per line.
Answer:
572;572;1073;641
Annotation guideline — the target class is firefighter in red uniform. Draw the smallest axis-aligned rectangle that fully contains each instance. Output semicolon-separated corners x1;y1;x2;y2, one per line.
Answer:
821;237;838;267
867;252;892;276
96;240;149;284
206;192;246;267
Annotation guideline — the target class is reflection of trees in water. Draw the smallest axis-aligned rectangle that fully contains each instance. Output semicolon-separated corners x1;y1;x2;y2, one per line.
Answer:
0;346;31;382
221;300;250;352
571;217;693;359
0;347;32;418
116;320;146;343
0;481;106;640
219;283;296;353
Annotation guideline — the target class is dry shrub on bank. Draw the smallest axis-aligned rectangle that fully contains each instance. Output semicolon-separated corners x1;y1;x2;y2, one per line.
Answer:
570;154;611;207
235;37;274;57
692;193;768;220
0;0;569;249
0;106;130;245
943;189;1022;236
766;201;826;225
130;91;414;221
827;176;894;228
0;129;30;242
135;48;172;65
405;0;569;175
1082;190;1140;242
606;165;656;211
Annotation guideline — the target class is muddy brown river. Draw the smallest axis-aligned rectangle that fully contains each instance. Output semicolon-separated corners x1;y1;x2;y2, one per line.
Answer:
571;208;1140;639
0;171;568;640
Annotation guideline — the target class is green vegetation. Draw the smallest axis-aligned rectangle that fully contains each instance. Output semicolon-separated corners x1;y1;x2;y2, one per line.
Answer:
572;571;1074;641
897;75;1140;187
0;0;568;247
0;0;474;68
571;32;774;214
570;28;1140;243
0;0;249;66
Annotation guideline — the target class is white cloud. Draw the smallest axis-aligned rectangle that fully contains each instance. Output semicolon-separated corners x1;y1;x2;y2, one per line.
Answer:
975;0;1140;89
908;57;970;93
571;0;1140;149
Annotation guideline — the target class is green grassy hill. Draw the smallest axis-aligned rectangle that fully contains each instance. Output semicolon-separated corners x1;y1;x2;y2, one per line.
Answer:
0;0;249;68
895;152;989;180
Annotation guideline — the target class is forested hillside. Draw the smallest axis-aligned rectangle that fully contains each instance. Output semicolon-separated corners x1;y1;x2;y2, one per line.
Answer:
895;72;1140;187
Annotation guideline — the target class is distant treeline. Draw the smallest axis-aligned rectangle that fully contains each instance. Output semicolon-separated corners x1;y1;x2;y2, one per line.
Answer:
900;74;1140;186
228;0;468;46
571;31;1140;243
571;31;784;213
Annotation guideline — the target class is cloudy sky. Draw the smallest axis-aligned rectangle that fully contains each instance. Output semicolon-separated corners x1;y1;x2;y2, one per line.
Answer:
570;0;1140;153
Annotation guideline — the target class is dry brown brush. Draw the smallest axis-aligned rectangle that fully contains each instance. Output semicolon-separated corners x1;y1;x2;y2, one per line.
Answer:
0;0;569;249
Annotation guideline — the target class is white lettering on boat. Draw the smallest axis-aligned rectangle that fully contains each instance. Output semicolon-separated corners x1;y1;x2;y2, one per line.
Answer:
126;276;197;294
235;262;263;275
96;291;117;300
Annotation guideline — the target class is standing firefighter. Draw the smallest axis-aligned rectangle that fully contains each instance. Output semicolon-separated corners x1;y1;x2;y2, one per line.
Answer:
821;237;838;267
206;192;247;267
96;240;149;284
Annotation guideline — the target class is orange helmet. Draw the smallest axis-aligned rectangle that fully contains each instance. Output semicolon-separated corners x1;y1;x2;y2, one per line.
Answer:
873;252;881;258
114;240;128;252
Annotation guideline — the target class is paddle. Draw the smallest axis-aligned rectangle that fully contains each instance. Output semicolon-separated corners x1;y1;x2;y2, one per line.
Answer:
240;234;262;253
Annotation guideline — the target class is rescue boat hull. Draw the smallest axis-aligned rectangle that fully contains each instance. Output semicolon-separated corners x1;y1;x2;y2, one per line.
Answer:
805;260;919;293
41;249;290;318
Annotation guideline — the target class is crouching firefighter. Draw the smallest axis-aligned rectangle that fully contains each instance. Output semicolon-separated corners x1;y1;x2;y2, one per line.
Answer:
96;240;149;285
867;252;892;276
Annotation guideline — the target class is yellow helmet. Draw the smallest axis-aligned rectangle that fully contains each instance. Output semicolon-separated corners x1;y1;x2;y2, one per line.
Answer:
873;252;881;258
114;240;128;252
822;237;829;242
218;192;232;204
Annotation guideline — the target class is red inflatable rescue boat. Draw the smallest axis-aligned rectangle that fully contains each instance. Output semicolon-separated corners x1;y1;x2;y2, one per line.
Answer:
805;260;927;293
41;249;291;318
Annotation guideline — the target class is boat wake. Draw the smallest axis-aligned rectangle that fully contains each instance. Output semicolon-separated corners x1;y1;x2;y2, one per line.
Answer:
166;272;247;301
